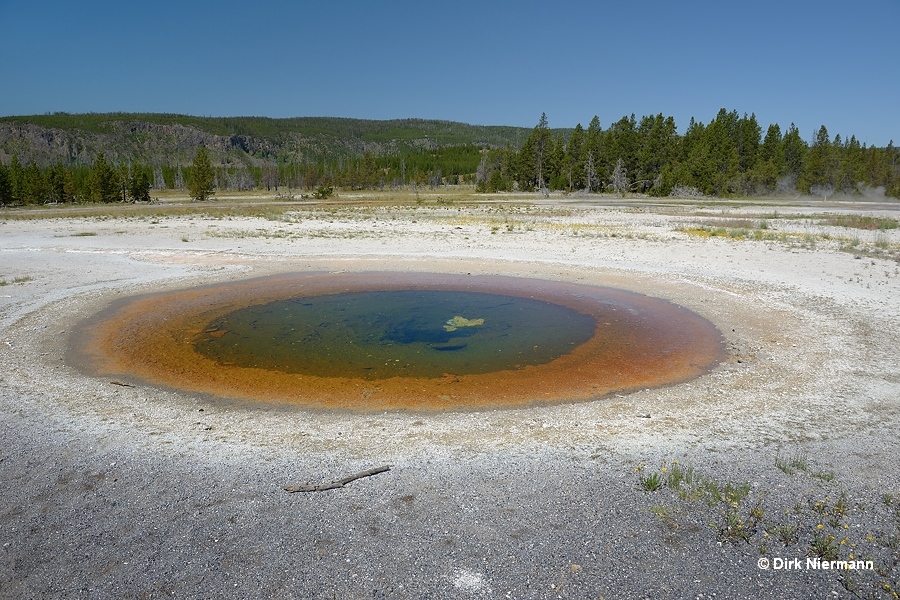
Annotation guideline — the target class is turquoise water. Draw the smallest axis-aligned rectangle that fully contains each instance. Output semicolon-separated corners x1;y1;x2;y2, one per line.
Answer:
194;290;597;379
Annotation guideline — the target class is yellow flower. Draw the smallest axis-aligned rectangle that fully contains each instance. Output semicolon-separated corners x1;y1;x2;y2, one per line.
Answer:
817;524;824;530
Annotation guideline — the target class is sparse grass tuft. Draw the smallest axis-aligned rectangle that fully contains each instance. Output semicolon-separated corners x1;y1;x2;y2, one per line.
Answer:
812;469;836;482
635;453;900;598
776;451;808;475
639;471;664;492
648;504;680;531
810;532;840;560
1;275;34;286
666;461;698;491
823;215;899;230
767;522;801;546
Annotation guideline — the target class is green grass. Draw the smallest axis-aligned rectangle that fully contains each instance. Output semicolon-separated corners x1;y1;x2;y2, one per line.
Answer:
1;275;34;286
648;504;680;531
766;522;800;545
639;471;664;492
776;451;809;475
679;218;900;262
636;454;900;598
822;215;899;230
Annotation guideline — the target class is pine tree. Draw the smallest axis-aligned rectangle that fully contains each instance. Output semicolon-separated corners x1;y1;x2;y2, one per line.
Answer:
752;124;784;192
23;162;46;205
546;134;566;190
565;123;585;190
188;147;216;201
62;167;77;203
530;113;551;191
128;164;152;202
46;164;67;204
584;151;598;192
0;162;11;205
736;113;761;174
759;124;783;166
585;116;603;179
637;114;678;192
361;151;378;189
799;125;834;196
89;153;120;203
781;124;807;180
9;155;24;204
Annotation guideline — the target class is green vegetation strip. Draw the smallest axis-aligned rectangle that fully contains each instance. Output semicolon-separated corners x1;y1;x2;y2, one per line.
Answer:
637;457;900;598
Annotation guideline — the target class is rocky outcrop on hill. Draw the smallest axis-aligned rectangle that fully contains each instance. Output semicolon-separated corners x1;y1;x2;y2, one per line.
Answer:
0;114;528;169
0;121;260;167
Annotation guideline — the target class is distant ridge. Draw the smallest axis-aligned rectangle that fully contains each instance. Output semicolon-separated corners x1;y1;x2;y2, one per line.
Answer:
0;113;549;167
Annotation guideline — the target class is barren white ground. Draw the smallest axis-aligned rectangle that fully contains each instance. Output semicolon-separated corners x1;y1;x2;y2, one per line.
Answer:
1;197;898;599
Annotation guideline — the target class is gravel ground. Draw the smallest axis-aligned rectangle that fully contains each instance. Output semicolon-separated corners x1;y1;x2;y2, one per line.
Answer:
1;197;899;599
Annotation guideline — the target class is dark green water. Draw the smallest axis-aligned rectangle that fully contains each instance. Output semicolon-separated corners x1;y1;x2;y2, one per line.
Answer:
194;290;597;379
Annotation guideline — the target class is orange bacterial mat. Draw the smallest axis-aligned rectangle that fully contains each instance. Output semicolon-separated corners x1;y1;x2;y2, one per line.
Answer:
70;272;726;411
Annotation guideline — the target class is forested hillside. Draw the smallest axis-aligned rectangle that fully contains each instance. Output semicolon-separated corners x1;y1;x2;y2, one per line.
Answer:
478;111;899;199
0;111;897;205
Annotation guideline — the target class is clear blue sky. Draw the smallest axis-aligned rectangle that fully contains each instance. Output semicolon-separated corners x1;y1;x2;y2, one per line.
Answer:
1;0;897;146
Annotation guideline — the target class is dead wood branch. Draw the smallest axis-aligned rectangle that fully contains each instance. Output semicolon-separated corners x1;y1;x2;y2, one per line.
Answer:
284;465;391;493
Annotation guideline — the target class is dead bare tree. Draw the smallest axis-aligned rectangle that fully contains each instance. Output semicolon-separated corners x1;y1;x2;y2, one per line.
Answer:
476;153;489;186
612;157;628;197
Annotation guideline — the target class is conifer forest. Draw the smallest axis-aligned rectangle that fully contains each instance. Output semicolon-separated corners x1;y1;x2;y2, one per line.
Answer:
0;110;897;205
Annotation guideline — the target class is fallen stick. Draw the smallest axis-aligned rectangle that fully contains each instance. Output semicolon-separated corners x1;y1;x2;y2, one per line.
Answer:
284;465;391;493
110;380;135;388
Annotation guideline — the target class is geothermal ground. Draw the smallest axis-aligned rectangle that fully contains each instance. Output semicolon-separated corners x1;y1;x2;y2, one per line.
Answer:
1;192;898;599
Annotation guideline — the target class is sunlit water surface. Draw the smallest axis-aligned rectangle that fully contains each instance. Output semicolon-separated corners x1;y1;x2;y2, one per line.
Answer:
194;290;597;379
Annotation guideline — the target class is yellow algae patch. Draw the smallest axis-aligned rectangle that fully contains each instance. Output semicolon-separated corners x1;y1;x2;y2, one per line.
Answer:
443;315;485;332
